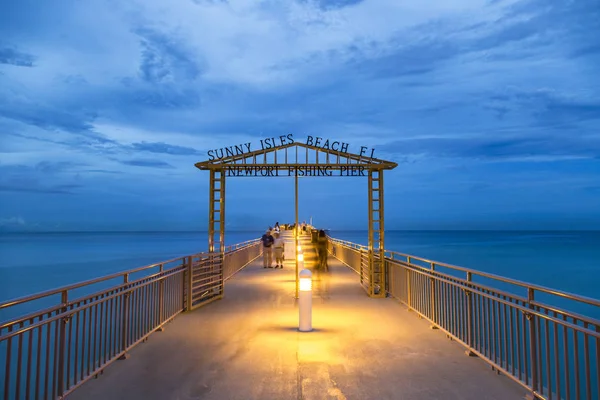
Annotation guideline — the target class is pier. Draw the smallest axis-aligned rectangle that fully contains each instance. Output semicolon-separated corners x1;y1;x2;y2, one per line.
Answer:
2;142;599;400
66;231;524;400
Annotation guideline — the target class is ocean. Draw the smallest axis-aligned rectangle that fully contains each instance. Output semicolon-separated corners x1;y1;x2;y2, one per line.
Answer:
1;230;599;399
1;230;599;309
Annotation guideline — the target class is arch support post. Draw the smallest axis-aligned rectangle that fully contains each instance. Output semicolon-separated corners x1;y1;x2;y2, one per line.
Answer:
208;168;226;296
367;169;386;298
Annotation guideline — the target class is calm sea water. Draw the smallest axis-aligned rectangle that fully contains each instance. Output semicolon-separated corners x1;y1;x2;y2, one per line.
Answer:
0;231;259;303
1;230;599;307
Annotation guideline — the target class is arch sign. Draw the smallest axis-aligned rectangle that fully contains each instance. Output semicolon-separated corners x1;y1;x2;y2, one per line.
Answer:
195;136;398;298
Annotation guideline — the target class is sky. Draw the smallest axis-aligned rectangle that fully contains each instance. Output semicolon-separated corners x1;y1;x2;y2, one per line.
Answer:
0;0;599;231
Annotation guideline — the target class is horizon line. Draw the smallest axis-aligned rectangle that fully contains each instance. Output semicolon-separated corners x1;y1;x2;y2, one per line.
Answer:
1;229;600;234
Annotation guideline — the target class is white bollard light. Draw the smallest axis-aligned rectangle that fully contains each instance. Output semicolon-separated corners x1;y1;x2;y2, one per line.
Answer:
298;269;313;332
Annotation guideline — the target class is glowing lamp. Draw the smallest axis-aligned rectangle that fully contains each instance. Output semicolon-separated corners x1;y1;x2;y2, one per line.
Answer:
297;253;304;262
297;245;302;252
299;273;312;291
298;269;313;332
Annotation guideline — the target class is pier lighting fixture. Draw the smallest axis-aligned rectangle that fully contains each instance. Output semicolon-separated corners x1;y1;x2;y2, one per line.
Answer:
298;269;313;332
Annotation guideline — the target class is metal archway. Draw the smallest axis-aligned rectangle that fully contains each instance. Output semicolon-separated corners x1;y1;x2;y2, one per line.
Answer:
196;141;398;298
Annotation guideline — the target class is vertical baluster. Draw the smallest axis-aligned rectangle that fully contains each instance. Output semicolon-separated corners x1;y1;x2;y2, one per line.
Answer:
26;319;34;400
527;288;538;394
72;303;81;385
133;285;140;342
573;321;580;400
563;314;570;400
452;283;457;337
553;312;561;400
502;299;508;371
4;325;12;400
98;300;105;369
544;316;551;399
52;316;59;400
492;295;498;367
65;305;73;390
92;299;98;372
107;296;113;361
536;307;542;394
114;294;119;358
521;306;528;385
583;322;590;400
466;272;473;352
16;322;23;400
119;274;130;359
80;303;87;382
406;258;412;309
509;301;515;377
596;325;600;400
86;300;93;378
430;263;436;326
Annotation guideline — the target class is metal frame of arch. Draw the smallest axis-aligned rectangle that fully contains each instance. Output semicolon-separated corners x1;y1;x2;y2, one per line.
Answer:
196;142;397;298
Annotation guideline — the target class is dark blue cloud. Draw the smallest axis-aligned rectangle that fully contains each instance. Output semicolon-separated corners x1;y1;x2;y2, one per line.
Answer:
0;183;81;194
0;101;110;145
34;161;88;173
135;27;203;84
130;141;200;156
119;159;174;168
0;47;35;67
309;0;364;10
380;134;600;160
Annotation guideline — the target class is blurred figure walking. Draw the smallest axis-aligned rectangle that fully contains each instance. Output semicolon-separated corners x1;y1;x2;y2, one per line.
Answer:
261;229;275;268
316;229;328;271
273;231;285;268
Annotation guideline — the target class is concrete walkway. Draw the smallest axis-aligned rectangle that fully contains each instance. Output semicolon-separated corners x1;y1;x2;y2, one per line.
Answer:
70;232;526;400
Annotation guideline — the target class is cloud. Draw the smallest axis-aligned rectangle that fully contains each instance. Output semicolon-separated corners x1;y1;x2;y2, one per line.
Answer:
380;134;600;161
135;27;204;84
34;161;88;173
0;183;82;194
0;47;35;67
119;159;175;168
0;216;26;226
130;141;201;155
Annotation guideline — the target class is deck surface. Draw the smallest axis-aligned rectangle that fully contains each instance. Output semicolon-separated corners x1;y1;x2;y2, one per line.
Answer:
70;232;526;400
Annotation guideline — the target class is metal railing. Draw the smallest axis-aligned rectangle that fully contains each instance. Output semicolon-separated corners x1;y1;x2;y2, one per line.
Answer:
223;239;262;281
326;238;371;293
329;237;600;400
0;241;260;400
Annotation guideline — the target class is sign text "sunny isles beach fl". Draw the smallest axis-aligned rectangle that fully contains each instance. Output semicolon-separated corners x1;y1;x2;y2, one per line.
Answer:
206;134;376;177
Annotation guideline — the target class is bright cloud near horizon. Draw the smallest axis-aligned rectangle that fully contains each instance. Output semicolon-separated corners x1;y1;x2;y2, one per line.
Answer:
1;0;599;231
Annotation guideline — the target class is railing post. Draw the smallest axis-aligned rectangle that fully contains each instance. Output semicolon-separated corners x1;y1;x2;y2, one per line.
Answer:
57;290;68;398
360;249;364;284
118;274;130;360
527;288;539;399
406;256;412;309
157;263;165;331
430;263;438;329
186;256;193;311
465;272;476;356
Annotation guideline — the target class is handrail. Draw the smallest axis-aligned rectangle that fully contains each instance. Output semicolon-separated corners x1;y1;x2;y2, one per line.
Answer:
329;236;600;308
0;239;261;314
329;235;600;400
0;256;188;310
387;249;600;308
1;239;261;400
